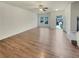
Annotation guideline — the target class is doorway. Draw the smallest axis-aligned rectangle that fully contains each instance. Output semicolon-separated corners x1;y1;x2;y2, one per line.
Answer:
56;15;63;30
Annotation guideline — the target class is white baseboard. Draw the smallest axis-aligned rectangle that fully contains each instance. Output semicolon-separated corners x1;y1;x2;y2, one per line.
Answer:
0;26;37;40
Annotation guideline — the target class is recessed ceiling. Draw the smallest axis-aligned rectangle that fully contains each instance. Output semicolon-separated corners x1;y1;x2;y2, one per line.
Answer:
2;1;74;14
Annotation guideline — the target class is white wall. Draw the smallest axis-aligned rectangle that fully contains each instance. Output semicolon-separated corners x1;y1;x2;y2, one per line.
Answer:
0;2;37;40
64;2;79;33
64;4;71;34
71;2;79;32
64;3;79;41
49;11;56;29
71;2;79;45
49;10;64;29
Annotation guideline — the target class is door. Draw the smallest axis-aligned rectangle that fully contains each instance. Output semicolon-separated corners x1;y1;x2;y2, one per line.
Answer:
77;17;79;32
56;15;63;29
38;14;49;27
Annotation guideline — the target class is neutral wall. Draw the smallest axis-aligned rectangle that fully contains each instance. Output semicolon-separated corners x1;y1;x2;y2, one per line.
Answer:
71;2;79;45
49;11;56;29
64;3;79;41
64;2;79;33
64;4;71;34
0;2;37;40
71;2;79;32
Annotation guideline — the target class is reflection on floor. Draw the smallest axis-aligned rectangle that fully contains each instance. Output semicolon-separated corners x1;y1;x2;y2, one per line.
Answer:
0;28;79;58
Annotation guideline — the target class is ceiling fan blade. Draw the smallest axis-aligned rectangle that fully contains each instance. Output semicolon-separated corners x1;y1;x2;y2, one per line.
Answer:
44;7;48;9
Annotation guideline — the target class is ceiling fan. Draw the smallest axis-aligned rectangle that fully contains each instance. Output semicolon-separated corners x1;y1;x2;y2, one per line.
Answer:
28;4;49;13
38;5;48;11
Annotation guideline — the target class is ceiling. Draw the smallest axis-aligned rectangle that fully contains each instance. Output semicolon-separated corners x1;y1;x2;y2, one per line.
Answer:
2;1;74;14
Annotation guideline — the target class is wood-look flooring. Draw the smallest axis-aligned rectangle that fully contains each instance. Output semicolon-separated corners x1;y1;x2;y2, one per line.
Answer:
0;28;79;58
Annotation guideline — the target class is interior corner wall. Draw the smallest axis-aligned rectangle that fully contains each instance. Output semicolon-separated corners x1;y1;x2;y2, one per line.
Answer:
0;2;37;40
64;4;71;34
64;3;77;41
71;2;79;45
71;2;79;32
64;2;79;33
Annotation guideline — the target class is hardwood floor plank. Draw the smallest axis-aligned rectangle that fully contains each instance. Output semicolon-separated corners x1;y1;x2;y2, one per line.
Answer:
0;28;79;58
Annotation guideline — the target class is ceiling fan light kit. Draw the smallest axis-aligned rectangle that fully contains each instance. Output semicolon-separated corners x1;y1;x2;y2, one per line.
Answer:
39;5;48;12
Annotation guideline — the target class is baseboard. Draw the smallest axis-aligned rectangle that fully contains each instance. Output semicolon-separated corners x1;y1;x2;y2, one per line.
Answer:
0;26;37;40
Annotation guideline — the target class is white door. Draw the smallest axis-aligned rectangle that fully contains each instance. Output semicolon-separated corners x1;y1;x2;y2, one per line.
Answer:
38;14;49;27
